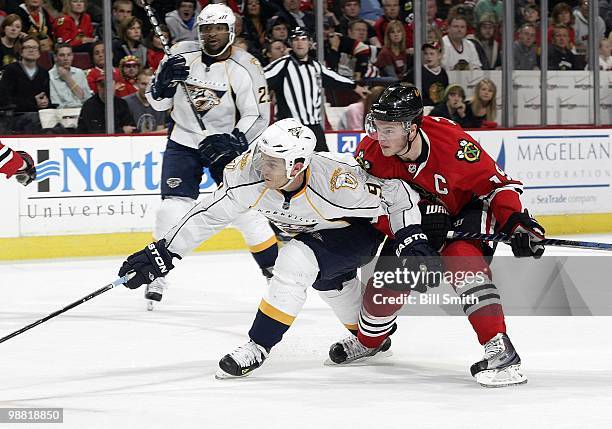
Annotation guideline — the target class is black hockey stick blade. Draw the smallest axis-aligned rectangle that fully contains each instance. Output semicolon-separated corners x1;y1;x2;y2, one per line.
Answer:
0;273;133;345
447;231;612;252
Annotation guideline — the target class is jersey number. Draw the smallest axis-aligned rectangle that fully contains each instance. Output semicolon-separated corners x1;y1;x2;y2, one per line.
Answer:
258;86;270;103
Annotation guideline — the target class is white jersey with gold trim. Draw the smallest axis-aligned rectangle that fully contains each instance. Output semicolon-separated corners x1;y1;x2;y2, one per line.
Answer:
163;151;421;257
146;41;270;149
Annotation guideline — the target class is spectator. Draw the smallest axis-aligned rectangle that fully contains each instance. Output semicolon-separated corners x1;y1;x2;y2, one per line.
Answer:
77;73;135;133
520;4;539;27
266;15;289;42
0;14;22;72
277;0;314;34
446;3;476;35
0;35;50;113
85;41;121;93
324;16;370;80
262;39;288;66
264;26;369;151
337;0;380;47
375;19;408;79
123;69;167;133
573;0;606;58
374;0;400;44
429;83;468;126
514;23;539;70
594;37;612;70
548;2;575;47
405;0;446;53
347;18;380;77
243;0;278;52
49;43;92;108
15;0;54;51
115;54;139;97
406;42;448;107
548;24;578;70
463;78;497;128
441;16;482;70
112;16;146;67
112;0;133;39
146;24;169;72
469;12;500;70
53;0;96;53
474;0;502;23
165;0;198;43
338;85;385;130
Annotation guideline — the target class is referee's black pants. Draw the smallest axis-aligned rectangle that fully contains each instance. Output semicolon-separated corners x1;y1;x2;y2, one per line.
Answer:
305;123;328;152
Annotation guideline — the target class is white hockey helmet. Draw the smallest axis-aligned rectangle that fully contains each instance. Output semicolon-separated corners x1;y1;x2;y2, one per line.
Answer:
256;118;316;184
197;4;236;57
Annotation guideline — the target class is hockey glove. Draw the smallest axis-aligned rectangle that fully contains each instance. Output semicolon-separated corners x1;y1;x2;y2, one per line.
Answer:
118;239;180;289
381;225;443;293
198;128;249;183
14;151;36;186
500;209;545;258
150;55;189;100
418;200;452;252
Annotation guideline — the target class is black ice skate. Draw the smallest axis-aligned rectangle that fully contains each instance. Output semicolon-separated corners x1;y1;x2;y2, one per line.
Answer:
470;333;527;387
327;335;392;365
215;340;269;379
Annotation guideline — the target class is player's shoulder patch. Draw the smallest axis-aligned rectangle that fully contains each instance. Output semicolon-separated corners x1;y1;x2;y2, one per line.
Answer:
170;41;201;56
56;17;65;26
330;168;359;192
455;138;481;163
355;149;372;171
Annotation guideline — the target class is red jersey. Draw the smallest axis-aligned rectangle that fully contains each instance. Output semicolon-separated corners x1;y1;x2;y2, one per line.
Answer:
0;142;24;178
53;13;94;48
356;116;523;230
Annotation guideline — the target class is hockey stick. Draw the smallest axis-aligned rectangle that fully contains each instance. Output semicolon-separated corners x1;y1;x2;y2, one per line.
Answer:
142;1;206;132
0;274;133;345
447;231;612;252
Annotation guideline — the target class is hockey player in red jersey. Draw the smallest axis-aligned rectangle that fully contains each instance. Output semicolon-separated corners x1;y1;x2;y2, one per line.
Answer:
329;84;545;387
0;142;36;186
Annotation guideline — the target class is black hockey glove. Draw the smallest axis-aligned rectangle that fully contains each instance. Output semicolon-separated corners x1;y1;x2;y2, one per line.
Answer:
14;151;36;186
381;225;443;293
150;55;189;100
198;128;249;183
418;201;452;252
118;239;180;289
500;209;545;258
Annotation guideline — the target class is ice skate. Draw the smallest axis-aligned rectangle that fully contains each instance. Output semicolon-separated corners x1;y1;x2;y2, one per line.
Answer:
470;333;527;387
326;336;392;365
144;278;165;311
215;340;269;379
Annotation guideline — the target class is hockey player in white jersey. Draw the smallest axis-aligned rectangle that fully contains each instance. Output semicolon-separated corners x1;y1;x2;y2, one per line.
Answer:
145;3;278;309
118;118;441;378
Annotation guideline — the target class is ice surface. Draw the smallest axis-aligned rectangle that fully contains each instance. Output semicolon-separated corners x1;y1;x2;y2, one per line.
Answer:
1;235;612;428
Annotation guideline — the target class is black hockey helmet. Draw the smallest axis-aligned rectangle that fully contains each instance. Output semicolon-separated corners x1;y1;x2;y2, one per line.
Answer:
289;26;311;40
370;84;424;125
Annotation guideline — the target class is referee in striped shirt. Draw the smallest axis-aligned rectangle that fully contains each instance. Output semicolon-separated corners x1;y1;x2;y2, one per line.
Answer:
264;27;370;151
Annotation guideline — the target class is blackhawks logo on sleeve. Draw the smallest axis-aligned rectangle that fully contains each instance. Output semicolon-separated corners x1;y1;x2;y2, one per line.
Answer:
355;150;371;171
456;139;481;163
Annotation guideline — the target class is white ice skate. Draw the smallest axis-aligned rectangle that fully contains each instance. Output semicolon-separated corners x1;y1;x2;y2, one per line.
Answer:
144;278;165;311
215;340;269;379
326;335;392;365
471;333;527;387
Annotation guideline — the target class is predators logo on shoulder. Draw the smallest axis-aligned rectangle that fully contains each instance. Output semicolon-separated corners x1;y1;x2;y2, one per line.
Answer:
456;139;481;163
330;168;358;192
239;152;250;170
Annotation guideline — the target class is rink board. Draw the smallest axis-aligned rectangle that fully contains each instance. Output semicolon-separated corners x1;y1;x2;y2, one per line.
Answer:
1;128;611;259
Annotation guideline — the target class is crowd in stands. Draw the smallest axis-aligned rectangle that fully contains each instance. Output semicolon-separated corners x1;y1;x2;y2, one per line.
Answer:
0;0;611;134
